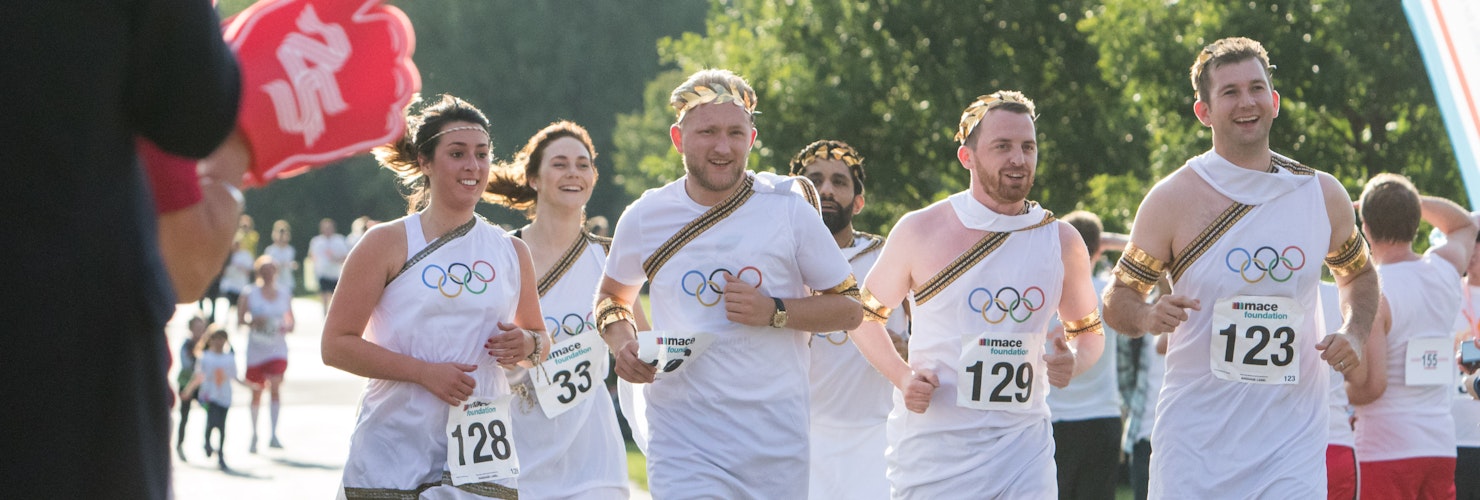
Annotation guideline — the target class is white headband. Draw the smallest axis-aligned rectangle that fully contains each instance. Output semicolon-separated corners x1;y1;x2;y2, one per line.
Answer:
422;125;489;147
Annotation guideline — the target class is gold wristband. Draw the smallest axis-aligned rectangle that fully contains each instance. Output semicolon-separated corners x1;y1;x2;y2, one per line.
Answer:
1063;310;1104;342
1325;227;1370;277
1113;243;1166;296
595;297;636;333
816;274;861;299
861;288;894;324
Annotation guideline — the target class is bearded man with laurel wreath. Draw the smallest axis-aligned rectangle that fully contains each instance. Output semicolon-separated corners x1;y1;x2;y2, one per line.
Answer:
848;90;1104;498
594;69;862;498
1348;174;1474;499
1101;37;1378;498
790;140;909;499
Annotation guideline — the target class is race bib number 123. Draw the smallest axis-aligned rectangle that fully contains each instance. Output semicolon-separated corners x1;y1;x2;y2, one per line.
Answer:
1210;295;1303;384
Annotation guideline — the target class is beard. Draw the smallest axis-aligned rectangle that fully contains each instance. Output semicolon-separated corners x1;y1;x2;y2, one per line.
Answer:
685;156;746;194
821;198;855;235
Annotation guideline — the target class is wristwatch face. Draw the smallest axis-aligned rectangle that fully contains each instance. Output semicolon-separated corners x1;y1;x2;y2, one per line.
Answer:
771;310;787;328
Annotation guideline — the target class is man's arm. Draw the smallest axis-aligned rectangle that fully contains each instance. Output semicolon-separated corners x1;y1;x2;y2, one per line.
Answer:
155;132;249;302
1053;224;1104;383
1103;186;1200;338
721;273;863;332
1420;195;1477;273
850;214;937;413
1320;173;1379;352
595;276;657;383
1346;296;1390;405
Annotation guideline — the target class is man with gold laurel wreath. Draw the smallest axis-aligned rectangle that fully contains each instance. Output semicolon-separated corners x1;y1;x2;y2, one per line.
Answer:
790;140;909;499
594;69;862;498
1101;37;1378;498
849;90;1104;498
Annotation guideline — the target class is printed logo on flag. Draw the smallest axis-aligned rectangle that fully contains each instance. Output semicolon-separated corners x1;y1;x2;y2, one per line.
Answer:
224;0;420;186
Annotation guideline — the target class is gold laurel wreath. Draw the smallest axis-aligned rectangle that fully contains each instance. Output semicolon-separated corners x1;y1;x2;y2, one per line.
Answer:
673;83;757;121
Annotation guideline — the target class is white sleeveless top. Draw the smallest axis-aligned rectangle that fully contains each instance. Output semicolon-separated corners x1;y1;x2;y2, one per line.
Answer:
244;281;292;366
1151;161;1330;498
886;197;1063;499
1354;254;1460;461
340;213;520;495
506;235;628;500
606;172;853;499
808;232;899;500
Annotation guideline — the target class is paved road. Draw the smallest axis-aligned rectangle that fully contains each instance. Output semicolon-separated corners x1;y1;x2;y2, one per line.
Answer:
169;297;651;499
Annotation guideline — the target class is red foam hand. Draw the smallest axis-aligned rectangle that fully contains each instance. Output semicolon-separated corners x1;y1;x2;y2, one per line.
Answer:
224;0;419;187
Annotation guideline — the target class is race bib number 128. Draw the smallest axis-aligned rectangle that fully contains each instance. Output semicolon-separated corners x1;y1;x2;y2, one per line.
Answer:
1210;295;1303;384
446;394;519;485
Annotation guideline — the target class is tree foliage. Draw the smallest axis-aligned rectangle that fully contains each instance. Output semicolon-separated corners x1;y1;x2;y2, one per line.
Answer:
616;0;1460;235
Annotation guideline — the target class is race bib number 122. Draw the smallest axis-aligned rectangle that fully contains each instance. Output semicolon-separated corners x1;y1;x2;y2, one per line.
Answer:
1210;295;1303;384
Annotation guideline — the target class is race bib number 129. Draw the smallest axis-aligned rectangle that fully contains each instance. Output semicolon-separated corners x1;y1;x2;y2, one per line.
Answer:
957;331;1045;411
446;394;519;485
1210;295;1303;384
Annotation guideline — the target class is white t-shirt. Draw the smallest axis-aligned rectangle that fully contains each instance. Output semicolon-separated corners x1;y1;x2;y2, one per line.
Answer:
309;233;350;280
808;232;900;500
264;243;296;288
219;249;254;294
606;172;852;499
1046;274;1122;422
1355;254;1461;461
1319;281;1355;447
195;350;237;407
244;282;293;366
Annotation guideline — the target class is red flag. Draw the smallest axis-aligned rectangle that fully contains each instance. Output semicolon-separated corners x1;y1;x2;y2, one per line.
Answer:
224;0;419;186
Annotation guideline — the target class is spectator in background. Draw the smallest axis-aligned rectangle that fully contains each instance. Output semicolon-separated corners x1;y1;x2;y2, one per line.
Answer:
238;214;261;257
264;219;298;292
347;215;373;249
308;218;349;313
219;237;255;326
585;215;610;237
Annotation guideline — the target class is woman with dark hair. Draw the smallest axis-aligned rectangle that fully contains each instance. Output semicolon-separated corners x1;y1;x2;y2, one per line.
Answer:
323;95;549;499
486;121;631;499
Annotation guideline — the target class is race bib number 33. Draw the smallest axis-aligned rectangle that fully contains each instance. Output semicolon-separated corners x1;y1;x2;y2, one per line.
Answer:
957;331;1045;411
533;334;608;419
1211;295;1303;384
446;394;519;485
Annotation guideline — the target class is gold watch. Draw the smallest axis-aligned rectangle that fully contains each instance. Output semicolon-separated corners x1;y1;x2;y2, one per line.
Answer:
769;297;788;328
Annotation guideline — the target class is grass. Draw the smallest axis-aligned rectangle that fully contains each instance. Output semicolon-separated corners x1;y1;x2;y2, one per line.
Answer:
626;441;647;491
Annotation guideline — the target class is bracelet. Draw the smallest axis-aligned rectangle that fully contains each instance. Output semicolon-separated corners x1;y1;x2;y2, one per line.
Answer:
595;297;636;333
525;329;544;364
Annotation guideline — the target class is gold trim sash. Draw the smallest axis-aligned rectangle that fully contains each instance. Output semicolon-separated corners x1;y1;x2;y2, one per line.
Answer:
913;212;1055;306
642;175;756;281
1168;203;1254;283
536;232;589;297
343;472;517;499
388;216;479;285
849;232;885;263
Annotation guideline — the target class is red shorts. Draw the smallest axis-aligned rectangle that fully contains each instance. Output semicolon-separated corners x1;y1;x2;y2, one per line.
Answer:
245;358;288;384
1360;456;1456;500
1326;445;1357;500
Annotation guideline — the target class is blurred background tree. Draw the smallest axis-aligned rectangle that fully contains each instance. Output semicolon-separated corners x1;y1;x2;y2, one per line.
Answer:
218;0;1458;255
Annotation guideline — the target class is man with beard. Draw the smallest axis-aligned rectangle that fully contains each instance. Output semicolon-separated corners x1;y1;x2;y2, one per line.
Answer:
849;90;1104;498
790;140;908;499
595;69;862;498
1101;37;1376;497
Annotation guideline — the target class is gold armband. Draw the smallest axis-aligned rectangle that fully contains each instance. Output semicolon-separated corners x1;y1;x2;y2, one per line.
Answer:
1325;227;1370;277
1112;243;1166;296
1062;310;1104;342
595;297;635;333
860;288;895;324
816;274;861;299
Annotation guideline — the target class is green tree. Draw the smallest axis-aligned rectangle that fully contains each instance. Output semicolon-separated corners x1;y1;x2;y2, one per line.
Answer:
1083;0;1460;203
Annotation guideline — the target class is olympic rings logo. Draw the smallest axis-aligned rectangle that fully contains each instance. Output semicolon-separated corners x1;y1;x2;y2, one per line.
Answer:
1225;246;1305;283
967;286;1046;324
545;312;596;337
421;260;497;298
680;266;763;307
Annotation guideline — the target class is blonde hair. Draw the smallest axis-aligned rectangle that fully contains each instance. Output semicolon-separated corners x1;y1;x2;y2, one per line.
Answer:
669;69;758;124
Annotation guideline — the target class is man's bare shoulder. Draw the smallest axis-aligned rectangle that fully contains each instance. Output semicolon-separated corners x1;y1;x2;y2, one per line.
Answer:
1138;167;1206;216
888;199;955;241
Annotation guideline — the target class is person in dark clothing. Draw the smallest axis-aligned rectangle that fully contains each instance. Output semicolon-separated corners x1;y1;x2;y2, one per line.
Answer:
0;2;241;498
